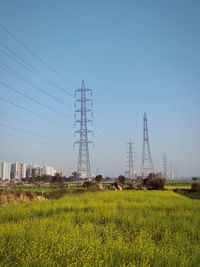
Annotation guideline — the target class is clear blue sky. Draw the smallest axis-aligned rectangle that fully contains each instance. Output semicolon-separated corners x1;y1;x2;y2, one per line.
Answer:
0;0;199;177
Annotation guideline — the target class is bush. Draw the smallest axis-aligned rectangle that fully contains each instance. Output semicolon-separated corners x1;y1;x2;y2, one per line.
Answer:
118;175;126;185
191;182;200;191
95;175;103;183
124;182;137;190
141;173;165;190
112;182;123;190
82;181;100;191
82;181;93;188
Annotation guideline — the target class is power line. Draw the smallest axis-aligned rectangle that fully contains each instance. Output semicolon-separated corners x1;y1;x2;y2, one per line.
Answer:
0;42;74;98
93;98;111;129
0;131;68;148
0;25;121;169
92;98;124;149
92;145;124;174
0;81;70;118
95;133;125;157
0;23;77;90
93;109;111;134
0;62;73;108
0;111;71;137
0;96;68;128
93;134;125;158
0;122;67;144
94;120;110;138
0;33;114;149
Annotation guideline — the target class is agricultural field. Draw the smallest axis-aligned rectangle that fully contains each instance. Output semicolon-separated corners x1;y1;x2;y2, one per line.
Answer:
0;191;200;267
164;184;191;190
0;185;57;193
164;180;192;190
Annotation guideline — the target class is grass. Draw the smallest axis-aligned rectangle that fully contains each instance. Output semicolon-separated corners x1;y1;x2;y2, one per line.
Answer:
165;184;191;190
182;192;200;200
0;191;200;266
0;185;58;193
17;186;58;193
1;184;88;194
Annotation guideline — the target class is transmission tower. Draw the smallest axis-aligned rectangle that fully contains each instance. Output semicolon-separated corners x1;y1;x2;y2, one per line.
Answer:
74;80;93;178
163;153;168;179
126;138;134;179
140;112;154;177
169;161;175;180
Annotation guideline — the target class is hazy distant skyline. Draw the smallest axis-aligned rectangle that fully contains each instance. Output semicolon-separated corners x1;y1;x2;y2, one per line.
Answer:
0;0;199;177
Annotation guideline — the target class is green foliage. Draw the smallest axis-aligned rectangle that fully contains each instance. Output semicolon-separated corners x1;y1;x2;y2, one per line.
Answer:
165;185;191;190
69;171;81;181
124;182;137;190
50;173;65;188
81;181;99;191
0;191;200;266
142;173;166;190
118;175;126;185
192;177;200;181
192;182;200;191
95;175;103;183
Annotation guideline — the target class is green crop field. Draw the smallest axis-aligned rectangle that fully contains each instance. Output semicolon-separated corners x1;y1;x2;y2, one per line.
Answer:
7;186;58;193
165;184;191;190
0;191;200;267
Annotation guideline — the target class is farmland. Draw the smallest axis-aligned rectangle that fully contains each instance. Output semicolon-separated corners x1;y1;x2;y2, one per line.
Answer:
0;191;200;267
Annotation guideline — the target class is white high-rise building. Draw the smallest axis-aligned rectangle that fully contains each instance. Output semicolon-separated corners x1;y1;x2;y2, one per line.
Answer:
26;164;40;178
26;164;57;178
1;161;11;181
41;166;57;176
11;162;26;180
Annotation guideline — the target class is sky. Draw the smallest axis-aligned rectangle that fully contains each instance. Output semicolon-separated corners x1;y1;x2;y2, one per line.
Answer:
0;0;199;177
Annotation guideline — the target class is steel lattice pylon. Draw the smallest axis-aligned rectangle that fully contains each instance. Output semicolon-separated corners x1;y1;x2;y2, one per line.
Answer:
126;138;134;180
163;153;168;179
140;112;154;177
74;80;93;178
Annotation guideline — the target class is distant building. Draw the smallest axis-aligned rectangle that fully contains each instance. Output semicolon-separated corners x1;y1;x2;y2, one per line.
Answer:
1;161;11;181
41;166;57;176
26;164;57;178
33;167;42;177
26;164;40;178
11;162;26;180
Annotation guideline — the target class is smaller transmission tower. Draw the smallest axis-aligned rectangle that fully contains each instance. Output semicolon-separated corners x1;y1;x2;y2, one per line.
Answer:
140;112;154;177
126;138;134;179
74;80;93;178
169;161;175;180
163;153;168;179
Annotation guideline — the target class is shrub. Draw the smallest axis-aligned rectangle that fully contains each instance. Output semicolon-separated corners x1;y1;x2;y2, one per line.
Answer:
118;175;126;185
112;182;123;190
124;182;137;190
82;181;93;188
191;182;200;191
82;181;100;191
95;175;103;183
141;173;165;190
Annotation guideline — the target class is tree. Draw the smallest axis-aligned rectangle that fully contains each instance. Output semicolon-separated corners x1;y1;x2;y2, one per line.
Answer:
192;182;200;191
71;171;81;180
50;173;65;188
192;177;200;181
95;175;103;183
118;175;126;185
141;173;165;190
